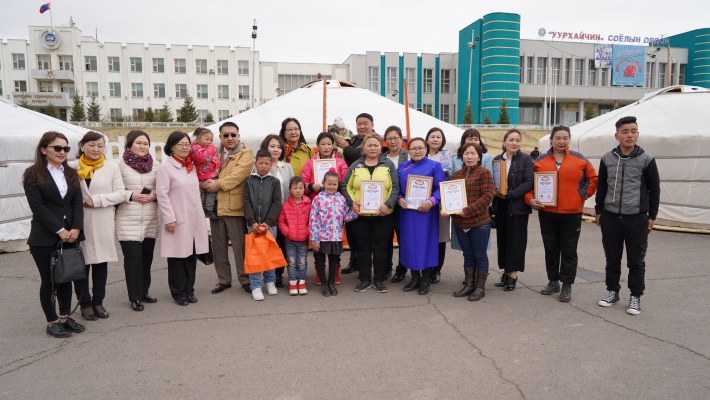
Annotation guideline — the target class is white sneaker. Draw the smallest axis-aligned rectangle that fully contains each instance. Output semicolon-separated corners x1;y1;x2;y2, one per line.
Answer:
266;282;278;295
252;287;264;301
289;281;298;296
627;295;641;315
298;280;308;295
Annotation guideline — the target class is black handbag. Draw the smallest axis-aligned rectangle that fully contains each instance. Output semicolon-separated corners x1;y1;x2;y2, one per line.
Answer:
197;239;214;265
51;242;87;283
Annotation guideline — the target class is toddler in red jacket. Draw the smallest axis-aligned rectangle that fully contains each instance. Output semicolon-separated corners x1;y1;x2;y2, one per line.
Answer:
190;127;221;219
277;177;312;295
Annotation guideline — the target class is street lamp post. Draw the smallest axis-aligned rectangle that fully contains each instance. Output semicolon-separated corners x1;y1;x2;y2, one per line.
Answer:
467;31;479;121
251;20;257;109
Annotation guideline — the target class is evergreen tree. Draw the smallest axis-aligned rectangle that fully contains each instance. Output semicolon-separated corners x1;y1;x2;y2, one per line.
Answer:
159;103;173;122
497;99;510;124
483;110;492;125
87;96;101;122
44;102;61;119
204;111;215;123
463;101;474;124
16;97;32;109
177;92;198;122
584;103;596;121
144;106;155;122
70;91;86;122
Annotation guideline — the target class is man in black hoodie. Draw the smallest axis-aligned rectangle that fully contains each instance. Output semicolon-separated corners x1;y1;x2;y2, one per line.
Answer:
595;116;660;315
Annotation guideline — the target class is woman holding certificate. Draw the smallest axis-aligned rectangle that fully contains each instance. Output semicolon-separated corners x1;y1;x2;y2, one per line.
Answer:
343;133;399;294
492;129;534;292
425;128;452;284
397;138;446;295
525;126;598;302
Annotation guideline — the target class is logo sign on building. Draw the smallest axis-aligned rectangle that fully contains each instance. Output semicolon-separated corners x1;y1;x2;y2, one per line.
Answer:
612;45;645;87
11;92;71;107
39;30;62;49
547;31;669;45
594;44;612;69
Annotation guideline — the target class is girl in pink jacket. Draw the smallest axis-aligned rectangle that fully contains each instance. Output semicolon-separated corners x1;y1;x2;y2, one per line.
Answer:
277;177;312;295
190;127;221;219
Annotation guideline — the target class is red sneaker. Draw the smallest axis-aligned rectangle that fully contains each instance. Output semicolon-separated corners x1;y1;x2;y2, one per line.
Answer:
335;263;341;285
288;281;298;296
314;265;321;286
297;280;308;295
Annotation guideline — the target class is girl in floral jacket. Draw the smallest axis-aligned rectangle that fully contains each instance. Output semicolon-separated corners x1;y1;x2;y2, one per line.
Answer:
309;170;358;297
190;127;221;219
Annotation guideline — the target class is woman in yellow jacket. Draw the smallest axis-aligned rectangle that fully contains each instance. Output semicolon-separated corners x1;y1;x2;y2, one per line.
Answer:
279;117;314;177
342;133;400;294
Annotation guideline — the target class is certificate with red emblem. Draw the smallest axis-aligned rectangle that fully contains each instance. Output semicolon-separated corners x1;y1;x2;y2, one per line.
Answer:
534;172;558;206
360;181;385;215
405;175;433;209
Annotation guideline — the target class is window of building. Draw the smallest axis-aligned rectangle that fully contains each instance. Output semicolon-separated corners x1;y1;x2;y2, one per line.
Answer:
197;110;209;122
238;60;249;75
238;85;250;99
86;82;98;97
154;83;166;98
564;59;571;85
196;84;208;98
37;54;51;70
563;110;578;125
601;68;609;86
109;82;121;97
12;54;25;69
422;104;432;115
670;64;677;85
196;59;207;74
110;108;122;120
658;62;667;88
598;104;614;115
61;83;75;98
406;68;415;92
14;81;27;92
0;81;2;96
174;59;186;73
132;109;145;121
423;68;433;93
645;62;655;88
131;83;143;98
519;102;541;125
551;58;561;85
152;58;164;72
130;57;142;72
441;69;451;93
536;58;547;84
58;55;73;72
526;57;533;84
387;67;397;93
39;81;53;92
217;60;228;74
276;74;331;95
85;56;97;71
368;67;379;93
452;69;457;93
588;60;596;86
218;110;230;121
440;104;450;123
218;85;229;99
679;64;686;85
108;57;120;72
519;57;524;83
174;84;185;98
574;59;583;86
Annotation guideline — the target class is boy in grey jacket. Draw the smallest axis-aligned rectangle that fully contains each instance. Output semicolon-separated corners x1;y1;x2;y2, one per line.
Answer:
595;116;660;315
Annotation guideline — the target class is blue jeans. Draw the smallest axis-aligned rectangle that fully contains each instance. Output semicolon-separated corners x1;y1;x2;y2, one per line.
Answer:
247;225;279;290
455;224;491;271
285;238;308;282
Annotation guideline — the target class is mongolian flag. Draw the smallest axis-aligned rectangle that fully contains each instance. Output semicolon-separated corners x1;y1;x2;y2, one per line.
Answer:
39;3;51;14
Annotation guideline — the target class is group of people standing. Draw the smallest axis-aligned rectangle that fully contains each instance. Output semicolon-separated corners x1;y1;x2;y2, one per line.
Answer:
23;113;659;339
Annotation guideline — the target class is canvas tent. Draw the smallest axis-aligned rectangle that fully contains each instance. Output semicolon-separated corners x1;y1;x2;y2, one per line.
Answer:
206;80;464;151
0;99;93;252
539;86;710;229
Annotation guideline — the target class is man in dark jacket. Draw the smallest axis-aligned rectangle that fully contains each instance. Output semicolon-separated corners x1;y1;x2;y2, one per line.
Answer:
529;147;540;159
595;116;660;315
243;149;283;300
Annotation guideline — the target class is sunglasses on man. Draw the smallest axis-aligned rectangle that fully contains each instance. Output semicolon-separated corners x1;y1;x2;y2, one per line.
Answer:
222;133;238;138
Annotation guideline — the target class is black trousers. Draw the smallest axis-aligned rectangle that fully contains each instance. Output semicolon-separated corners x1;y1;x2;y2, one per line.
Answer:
345;220;357;263
168;249;197;300
601;211;648;297
30;245;74;322
495;200;529;273
538;212;582;284
314;252;338;282
119;238;156;301
275;228;287;277
350;213;395;282
74;262;108;308
432;242;446;275
388;228;407;275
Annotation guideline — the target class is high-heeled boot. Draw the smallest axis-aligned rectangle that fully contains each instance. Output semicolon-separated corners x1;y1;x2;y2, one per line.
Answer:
503;274;518;291
454;268;475;297
468;270;488;301
403;270;420;292
419;268;432;295
494;272;508;287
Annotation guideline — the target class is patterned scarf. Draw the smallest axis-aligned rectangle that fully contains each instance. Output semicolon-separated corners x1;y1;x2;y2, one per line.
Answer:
123;150;153;173
76;154;105;180
172;155;194;174
284;142;302;163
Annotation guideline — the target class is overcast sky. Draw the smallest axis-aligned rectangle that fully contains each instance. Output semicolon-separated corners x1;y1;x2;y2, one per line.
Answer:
1;0;708;64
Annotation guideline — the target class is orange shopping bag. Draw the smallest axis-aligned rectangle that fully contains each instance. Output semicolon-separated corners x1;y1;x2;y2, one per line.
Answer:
244;229;287;274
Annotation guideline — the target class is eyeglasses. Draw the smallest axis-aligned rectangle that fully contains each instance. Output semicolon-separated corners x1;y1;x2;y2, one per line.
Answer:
175;143;191;148
386;137;401;142
222;133;238;138
46;145;71;153
408;147;426;152
285;128;300;132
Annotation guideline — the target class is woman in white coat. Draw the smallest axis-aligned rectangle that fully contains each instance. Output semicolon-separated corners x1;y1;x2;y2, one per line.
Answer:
116;131;160;312
69;131;125;321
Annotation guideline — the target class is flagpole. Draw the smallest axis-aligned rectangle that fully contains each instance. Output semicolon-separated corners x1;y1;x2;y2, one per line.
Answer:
403;78;411;144
50;5;53;30
322;78;327;132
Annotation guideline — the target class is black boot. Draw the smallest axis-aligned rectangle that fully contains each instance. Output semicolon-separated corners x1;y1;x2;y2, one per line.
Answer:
275;274;284;288
419;268;432;295
503;275;518;291
468;270;488;301
328;280;338;296
321;280;331;297
341;259;357;274
494;272;508;287
403;270;420;292
454;268;475;297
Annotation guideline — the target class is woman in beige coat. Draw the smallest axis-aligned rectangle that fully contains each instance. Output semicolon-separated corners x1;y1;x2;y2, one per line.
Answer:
69;131;125;321
116;131;160;312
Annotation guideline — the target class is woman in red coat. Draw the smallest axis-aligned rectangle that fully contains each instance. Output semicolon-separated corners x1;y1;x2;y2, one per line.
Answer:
300;132;348;200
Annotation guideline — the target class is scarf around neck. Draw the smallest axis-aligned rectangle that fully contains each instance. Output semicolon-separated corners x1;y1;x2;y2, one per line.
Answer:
173;155;194;174
77;154;105;180
123;150;154;173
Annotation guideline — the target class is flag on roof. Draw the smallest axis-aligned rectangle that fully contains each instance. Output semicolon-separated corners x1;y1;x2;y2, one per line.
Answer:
39;3;51;14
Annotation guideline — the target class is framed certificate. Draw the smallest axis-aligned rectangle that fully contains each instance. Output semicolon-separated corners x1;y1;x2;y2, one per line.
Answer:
440;179;467;214
405;175;433;209
534;172;558;206
492;160;508;194
360;180;385;215
313;159;337;184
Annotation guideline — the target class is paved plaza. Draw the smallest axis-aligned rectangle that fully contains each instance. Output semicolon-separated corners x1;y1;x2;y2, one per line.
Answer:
1;213;708;399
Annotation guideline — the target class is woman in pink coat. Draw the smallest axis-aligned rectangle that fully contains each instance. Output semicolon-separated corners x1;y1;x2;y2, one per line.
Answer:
300;132;348;200
156;132;210;306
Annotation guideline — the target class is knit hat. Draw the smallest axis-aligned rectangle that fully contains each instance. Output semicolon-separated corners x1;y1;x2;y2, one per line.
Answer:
334;117;345;129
